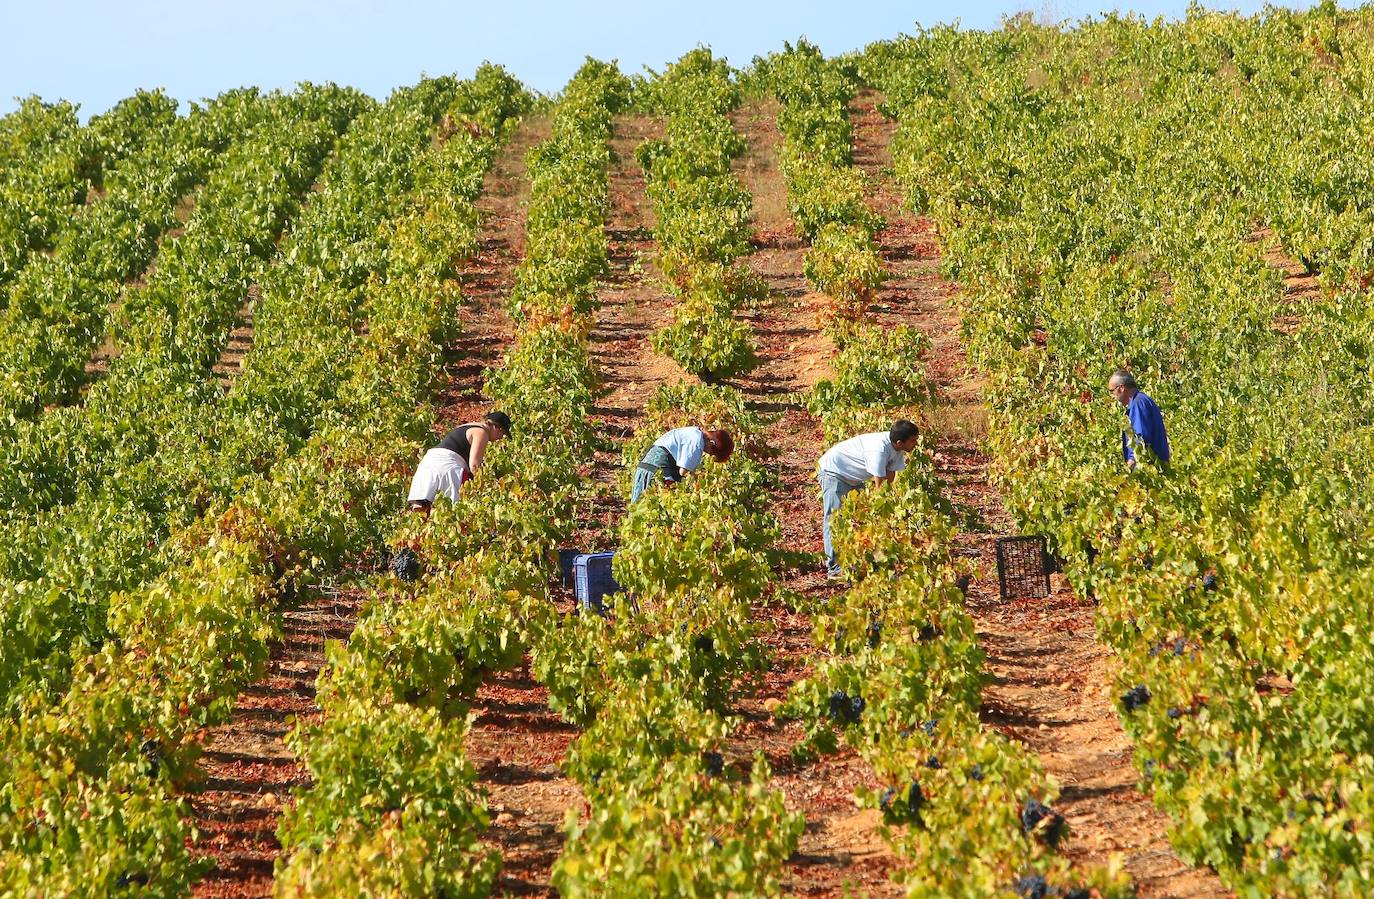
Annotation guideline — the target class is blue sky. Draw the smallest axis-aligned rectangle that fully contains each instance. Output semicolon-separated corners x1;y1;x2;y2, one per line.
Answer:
5;0;1295;117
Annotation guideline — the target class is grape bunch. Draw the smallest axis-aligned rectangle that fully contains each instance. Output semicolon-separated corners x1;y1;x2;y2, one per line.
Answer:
388;546;422;582
139;738;163;779
1148;636;1190;658
702;750;725;777
1120;684;1151;712
879;779;926;825
827;689;865;725
1020;798;1066;847
1012;873;1090;899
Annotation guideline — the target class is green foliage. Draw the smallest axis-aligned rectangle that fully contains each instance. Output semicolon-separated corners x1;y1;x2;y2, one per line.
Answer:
554;754;802;898
278;702;496;893
276;61;626;896
0;74;511;715
535;376;800;888
783;455;1127;895
316;560;541;715
0;760;207;898
509;58;630;320
803;221;887;320
760;39;887;327
865;6;1374;892
276;811;500;899
639;48;761;383
651;289;758;382
0;90;180;293
809;322;932;442
0;70;532;896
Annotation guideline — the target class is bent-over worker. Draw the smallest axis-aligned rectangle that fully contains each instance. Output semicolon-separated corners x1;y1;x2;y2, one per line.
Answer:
818;419;920;580
1108;370;1169;469
407;410;512;513
630;426;734;503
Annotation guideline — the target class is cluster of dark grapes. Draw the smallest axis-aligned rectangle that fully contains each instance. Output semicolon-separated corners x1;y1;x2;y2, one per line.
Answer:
138;738;163;779
1147;636;1189;658
879;778;926;825
1020;798;1066;847
917;622;940;641
1011;874;1091;899
1120;683;1151;711
701;750;725;777
827;689;865;725
866;618;882;648
387;547;421;581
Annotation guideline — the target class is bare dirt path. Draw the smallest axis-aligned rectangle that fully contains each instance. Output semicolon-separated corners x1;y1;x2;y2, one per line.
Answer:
478;109;689;899
189;588;360;898
186;114;549;899
428;113;595;899
562;99;899;896
579;112;678;546
212;294;255;384
850;89;1231;898
727;97;900;899
1252;226;1322;335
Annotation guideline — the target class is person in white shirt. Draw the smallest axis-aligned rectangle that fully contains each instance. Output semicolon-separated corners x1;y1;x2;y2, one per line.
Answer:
630;426;734;503
817;419;920;579
407;410;511;514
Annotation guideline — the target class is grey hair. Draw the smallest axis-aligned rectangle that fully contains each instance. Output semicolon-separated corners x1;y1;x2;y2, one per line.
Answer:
1108;369;1137;389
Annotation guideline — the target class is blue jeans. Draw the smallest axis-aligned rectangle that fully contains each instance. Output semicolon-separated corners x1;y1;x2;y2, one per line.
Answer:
819;471;860;575
630;446;680;504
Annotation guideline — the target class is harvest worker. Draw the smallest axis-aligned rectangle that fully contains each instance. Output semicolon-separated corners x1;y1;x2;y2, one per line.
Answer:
818;419;921;580
630;426;735;503
1108;370;1170;470
407;410;512;513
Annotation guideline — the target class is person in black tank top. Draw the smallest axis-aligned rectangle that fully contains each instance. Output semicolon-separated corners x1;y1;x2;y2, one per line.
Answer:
406;410;513;514
438;422;481;462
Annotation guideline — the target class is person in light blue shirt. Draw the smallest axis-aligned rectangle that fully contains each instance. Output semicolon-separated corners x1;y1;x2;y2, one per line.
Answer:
629;426;734;503
817;419;921;580
1109;369;1170;468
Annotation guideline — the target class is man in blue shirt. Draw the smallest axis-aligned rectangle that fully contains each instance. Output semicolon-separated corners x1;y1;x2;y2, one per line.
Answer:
1109;369;1170;468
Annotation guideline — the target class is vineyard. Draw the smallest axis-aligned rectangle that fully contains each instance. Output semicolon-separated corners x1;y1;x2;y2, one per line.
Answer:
3;3;1374;897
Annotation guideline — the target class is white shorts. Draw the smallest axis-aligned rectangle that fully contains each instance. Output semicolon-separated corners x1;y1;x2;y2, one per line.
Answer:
408;447;469;505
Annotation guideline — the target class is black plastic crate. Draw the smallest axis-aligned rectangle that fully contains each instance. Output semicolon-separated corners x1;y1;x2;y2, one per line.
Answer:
995;535;1051;600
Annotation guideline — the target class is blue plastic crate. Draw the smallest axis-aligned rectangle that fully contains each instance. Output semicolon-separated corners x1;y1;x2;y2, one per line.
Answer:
574;552;619;614
557;548;579;588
